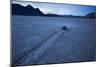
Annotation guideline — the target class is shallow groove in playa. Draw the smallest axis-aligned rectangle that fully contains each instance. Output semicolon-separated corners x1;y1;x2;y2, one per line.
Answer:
19;30;64;65
17;30;65;65
14;30;57;64
14;30;58;64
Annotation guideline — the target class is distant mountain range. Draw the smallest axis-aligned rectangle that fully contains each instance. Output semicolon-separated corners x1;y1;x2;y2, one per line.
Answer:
12;4;96;18
85;12;96;18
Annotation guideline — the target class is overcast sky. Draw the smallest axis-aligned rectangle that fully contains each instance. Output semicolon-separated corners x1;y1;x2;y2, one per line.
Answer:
12;1;96;16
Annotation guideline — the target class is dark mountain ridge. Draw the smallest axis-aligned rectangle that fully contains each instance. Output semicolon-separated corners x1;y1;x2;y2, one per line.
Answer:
12;4;44;16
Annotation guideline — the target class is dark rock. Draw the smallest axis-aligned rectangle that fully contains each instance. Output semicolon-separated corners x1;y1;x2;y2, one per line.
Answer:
62;26;67;30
